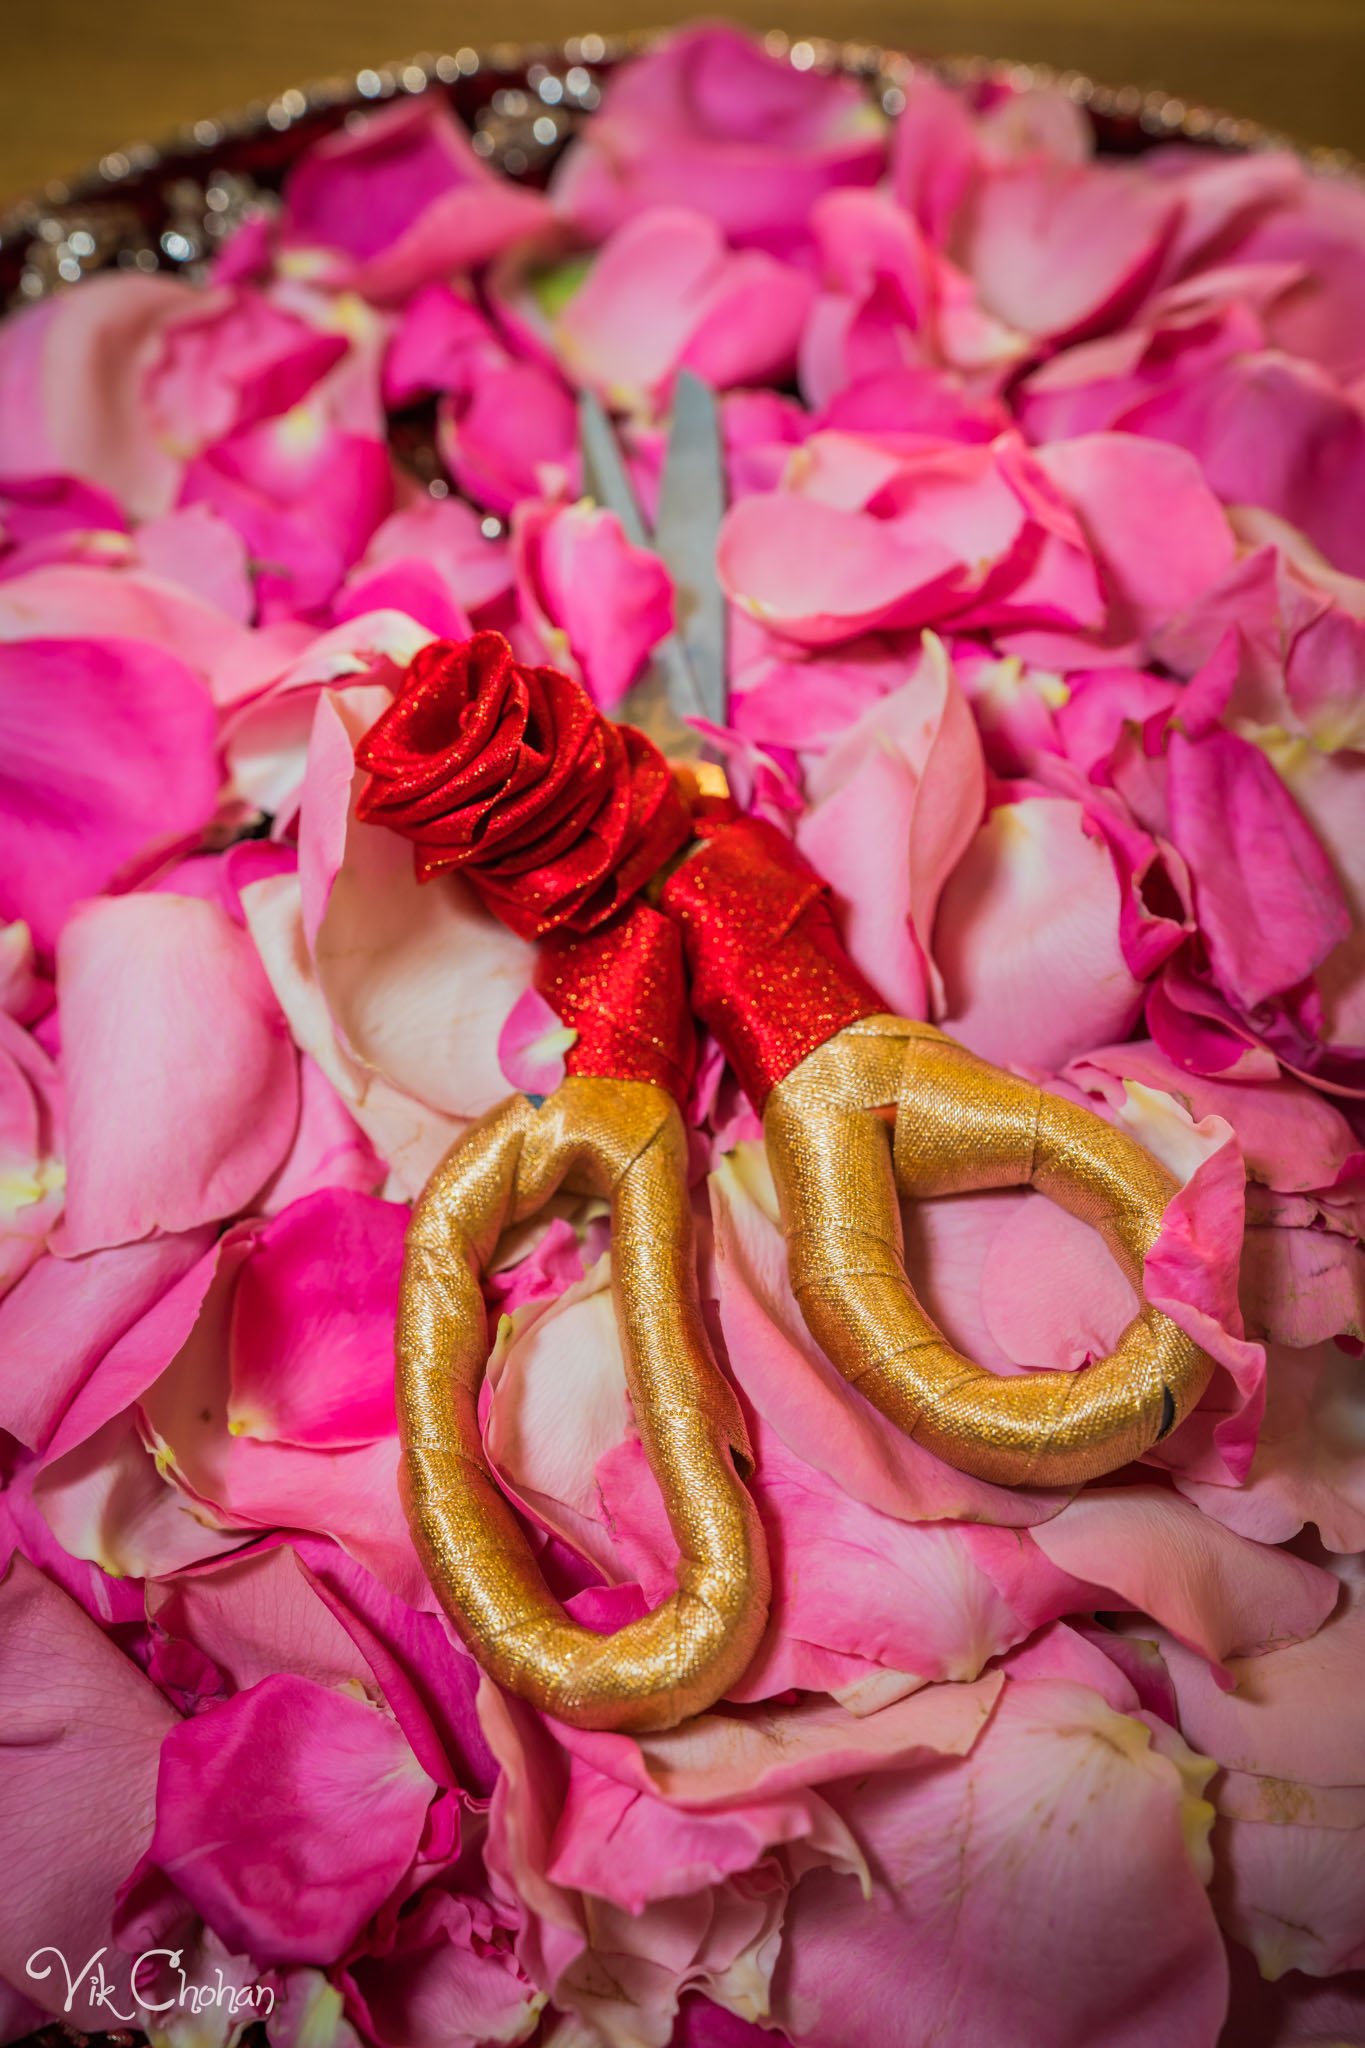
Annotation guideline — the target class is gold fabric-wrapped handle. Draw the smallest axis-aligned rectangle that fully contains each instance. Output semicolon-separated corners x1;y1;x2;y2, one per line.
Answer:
764;1015;1214;1489
398;1075;769;1733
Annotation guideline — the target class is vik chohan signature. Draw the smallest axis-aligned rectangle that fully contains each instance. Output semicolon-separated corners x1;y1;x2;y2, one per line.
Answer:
26;1944;275;2023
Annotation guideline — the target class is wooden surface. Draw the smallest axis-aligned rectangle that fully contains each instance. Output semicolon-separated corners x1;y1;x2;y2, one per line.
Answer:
1;0;1361;204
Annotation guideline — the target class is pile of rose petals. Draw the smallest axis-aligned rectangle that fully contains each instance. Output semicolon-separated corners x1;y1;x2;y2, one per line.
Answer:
1;24;1364;2048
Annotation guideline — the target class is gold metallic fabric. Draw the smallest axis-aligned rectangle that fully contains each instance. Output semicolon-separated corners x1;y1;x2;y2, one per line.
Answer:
397;1074;769;1732
764;1014;1214;1488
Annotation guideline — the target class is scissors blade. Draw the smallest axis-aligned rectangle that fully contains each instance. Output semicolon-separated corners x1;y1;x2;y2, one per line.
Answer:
577;389;650;550
577;388;709;738
654;371;729;730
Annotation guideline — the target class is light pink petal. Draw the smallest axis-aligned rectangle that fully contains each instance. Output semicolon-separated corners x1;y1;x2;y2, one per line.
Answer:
1034;433;1235;647
718;489;961;646
486;1256;630;1577
725;1420;1079;1697
0;637;222;952
1179;1341;1365;1553
148;1542;374;1698
1165;725;1351;1011
1072;1040;1363;1197
1158;1583;1365;1979
0;1228;212;1452
1032;1484;1336;1669
33;1409;245;1578
0;1557;177;2029
936;796;1145;1070
150;1671;435;1964
556;207;813;409
887;74;980;244
1216;1805;1365;1980
1233;172;1365;382
134;501;255;622
142;283;347;454
241;868;465;1198
58;894;299;1253
709;1152;1064;1527
0;562;250;680
550;23;884;255
956;157;1178;342
0;273;190;517
772;1675;1225;2048
514;497;674;710
799;635;984;1016
798;740;928;1016
0;1010;62;1295
139;1247;430;1608
259;1052;384;1214
305;692;535;1123
980;1193;1136;1372
228;1188;405;1448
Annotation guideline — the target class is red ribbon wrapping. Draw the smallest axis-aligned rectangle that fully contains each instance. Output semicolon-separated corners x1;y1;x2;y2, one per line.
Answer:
536;904;696;1103
355;638;883;1108
659;816;883;1110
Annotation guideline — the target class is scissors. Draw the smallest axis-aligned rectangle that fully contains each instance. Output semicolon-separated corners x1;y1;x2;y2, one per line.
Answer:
389;376;1213;1734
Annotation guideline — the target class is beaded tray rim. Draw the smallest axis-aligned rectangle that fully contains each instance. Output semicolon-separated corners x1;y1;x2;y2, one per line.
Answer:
1;24;1360;310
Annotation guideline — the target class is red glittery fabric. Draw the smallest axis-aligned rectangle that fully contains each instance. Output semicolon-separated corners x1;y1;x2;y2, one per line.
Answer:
355;632;692;940
536;902;695;1102
660;815;884;1109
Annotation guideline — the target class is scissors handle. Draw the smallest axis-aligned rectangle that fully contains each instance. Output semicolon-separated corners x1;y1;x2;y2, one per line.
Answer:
398;1075;767;1733
765;1016;1212;1489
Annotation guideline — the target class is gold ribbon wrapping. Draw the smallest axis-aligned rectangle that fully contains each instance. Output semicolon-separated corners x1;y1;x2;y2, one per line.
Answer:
397;1074;768;1732
397;1019;1213;1727
764;1015;1214;1488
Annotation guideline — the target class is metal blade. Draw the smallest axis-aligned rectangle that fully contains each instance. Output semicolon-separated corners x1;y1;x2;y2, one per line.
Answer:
654;370;728;728
576;389;650;549
577;387;709;732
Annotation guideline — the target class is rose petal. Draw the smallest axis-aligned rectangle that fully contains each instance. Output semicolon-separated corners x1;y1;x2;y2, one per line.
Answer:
57;894;298;1254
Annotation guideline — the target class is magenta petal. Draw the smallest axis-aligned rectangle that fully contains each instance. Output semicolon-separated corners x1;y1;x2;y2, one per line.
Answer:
283;95;550;302
58;893;300;1252
498;985;574;1097
0;637;222;953
1122;349;1365;577
150;1671;435;1965
1165;726;1352;1011
228;1188;406;1448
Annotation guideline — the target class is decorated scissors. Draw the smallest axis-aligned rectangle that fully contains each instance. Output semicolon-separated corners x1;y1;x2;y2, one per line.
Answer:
356;374;1212;1734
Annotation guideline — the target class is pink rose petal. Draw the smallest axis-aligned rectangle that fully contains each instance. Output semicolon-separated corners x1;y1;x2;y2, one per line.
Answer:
150;1672;435;1964
0;637;222;952
58;893;299;1252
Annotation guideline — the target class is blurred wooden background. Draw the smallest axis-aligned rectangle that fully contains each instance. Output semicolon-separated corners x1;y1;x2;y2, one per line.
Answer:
1;0;1361;202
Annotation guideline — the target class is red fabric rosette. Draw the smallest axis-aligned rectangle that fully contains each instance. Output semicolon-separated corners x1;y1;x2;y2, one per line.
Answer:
355;631;692;941
355;635;881;1107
